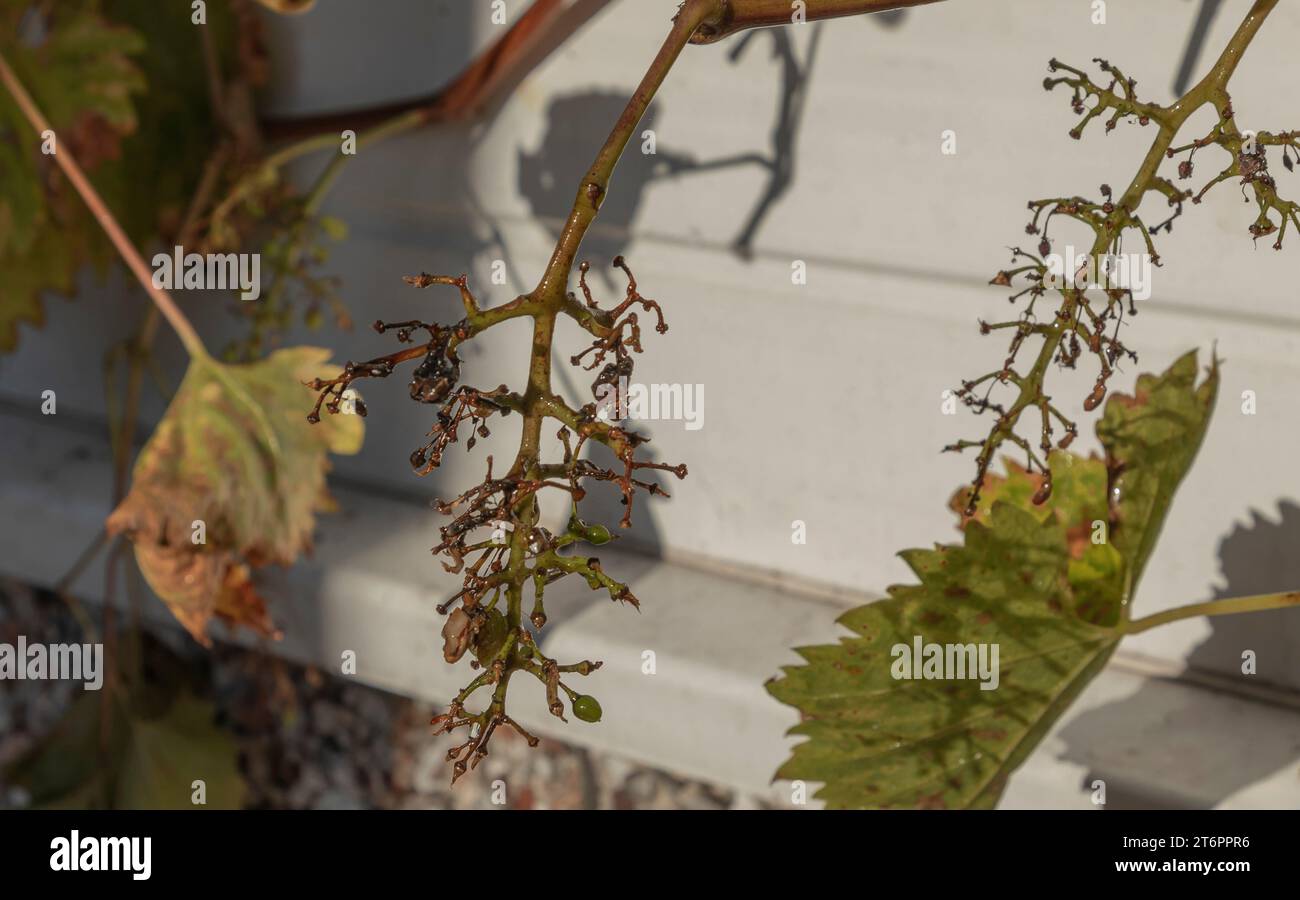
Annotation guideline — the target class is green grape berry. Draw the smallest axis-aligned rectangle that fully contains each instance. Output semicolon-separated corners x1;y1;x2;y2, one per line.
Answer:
583;523;612;545
572;694;602;723
568;512;613;546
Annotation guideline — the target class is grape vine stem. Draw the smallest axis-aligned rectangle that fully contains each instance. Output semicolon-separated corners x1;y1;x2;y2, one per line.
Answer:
1123;591;1300;635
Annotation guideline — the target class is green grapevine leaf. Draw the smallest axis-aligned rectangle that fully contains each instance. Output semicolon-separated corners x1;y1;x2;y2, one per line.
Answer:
1096;349;1221;589
2;692;114;809
0;0;146;349
767;350;1218;808
0;220;86;351
114;692;244;809
0;0;145;253
0;0;245;352
4;690;244;809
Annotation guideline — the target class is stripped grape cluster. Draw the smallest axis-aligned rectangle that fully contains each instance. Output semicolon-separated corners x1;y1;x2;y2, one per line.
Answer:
307;261;685;781
946;56;1299;515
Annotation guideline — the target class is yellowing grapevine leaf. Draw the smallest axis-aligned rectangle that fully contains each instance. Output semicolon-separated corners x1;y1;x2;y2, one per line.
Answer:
106;347;363;644
767;351;1218;808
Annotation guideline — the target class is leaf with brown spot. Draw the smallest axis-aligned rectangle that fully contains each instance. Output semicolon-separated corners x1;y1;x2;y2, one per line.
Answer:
106;347;363;644
768;353;1218;808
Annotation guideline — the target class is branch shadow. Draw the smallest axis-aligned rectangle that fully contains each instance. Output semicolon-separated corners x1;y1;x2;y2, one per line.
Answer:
1172;0;1225;97
516;18;846;267
517;91;694;285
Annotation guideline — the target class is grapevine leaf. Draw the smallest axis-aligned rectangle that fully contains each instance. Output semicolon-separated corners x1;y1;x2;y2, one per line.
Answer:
0;0;145;255
1096;349;1220;588
106;347;364;644
767;351;1218;808
0;0;237;352
4;691;243;809
2;692;114;809
0;0;147;350
114;692;244;809
0;220;85;351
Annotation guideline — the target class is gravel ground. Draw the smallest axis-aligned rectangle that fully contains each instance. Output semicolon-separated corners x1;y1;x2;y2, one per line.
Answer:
0;578;754;810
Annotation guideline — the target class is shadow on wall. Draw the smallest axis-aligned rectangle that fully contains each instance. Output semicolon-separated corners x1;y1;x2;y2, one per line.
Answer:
515;24;837;266
1174;0;1224;96
518;91;694;277
687;25;821;260
1187;501;1300;685
1055;500;1300;809
510;26;825;551
510;14;917;550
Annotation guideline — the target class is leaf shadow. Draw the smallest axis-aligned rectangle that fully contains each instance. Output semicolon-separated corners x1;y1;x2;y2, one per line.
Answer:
1054;499;1300;808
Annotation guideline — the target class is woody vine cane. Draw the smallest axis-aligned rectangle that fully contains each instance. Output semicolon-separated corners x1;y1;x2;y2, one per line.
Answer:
306;0;938;780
